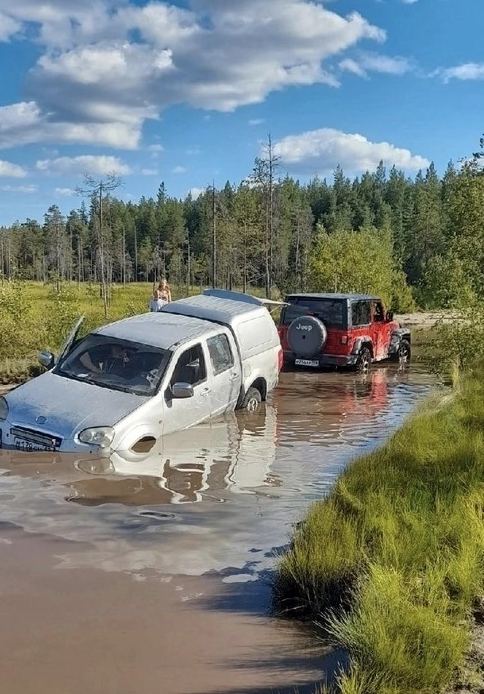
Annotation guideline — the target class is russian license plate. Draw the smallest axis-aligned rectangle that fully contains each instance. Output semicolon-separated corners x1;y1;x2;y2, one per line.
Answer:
14;438;55;452
295;358;320;368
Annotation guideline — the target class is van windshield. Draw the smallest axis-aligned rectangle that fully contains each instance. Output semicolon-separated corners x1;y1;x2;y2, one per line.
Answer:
281;298;347;328
55;334;170;396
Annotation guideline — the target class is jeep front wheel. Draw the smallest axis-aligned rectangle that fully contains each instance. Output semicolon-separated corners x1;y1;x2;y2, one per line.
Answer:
398;339;411;363
356;347;371;373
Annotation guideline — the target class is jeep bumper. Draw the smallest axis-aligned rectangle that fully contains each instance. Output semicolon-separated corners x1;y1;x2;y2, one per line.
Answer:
284;352;359;368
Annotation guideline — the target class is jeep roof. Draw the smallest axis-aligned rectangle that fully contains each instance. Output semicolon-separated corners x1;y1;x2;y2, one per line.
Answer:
284;293;381;302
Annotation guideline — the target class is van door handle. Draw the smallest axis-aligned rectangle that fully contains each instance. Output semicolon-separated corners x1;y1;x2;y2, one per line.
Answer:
229;372;239;381
201;387;210;396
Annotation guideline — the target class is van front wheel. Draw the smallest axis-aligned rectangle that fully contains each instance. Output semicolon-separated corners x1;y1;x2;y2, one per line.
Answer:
241;387;262;412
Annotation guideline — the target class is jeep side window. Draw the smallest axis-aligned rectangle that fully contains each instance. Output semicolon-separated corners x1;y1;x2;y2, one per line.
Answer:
171;344;207;387
373;302;384;322
351;301;371;327
207;334;234;376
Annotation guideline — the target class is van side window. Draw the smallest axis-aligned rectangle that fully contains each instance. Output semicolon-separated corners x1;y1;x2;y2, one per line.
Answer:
351;301;371;327
171;344;207;387
207;334;234;375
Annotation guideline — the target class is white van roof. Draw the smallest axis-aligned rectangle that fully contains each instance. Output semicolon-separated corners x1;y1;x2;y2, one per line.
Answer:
203;289;286;307
161;292;267;329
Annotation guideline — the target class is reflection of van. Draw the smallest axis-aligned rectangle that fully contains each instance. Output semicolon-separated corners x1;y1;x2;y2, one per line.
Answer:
71;406;279;505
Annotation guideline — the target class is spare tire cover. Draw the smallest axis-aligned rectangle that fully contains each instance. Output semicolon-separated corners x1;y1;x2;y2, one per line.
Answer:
287;315;327;358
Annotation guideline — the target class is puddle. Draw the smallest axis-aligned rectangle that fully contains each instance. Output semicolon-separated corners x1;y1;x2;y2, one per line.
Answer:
0;364;434;694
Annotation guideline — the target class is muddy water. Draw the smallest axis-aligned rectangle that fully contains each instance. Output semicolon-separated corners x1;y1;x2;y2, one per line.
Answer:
0;364;434;694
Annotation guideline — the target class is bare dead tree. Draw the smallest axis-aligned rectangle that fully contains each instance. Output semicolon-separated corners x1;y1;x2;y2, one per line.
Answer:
250;133;280;298
209;182;217;288
76;173;122;317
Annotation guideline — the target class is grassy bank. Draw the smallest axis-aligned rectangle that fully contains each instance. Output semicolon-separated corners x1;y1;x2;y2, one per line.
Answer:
275;369;484;694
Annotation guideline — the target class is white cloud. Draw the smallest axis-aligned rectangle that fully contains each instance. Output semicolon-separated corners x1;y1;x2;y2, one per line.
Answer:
140;168;158;175
0;101;142;150
339;58;367;78
36;155;131;176
54;187;75;196
437;63;484;83
172;165;186;174
340;52;413;78
273;128;429;175
188;187;205;200
402;0;418;4
248;118;265;126
0;12;21;41
0;184;37;193
0;0;385;148
148;144;164;153
0;159;27;177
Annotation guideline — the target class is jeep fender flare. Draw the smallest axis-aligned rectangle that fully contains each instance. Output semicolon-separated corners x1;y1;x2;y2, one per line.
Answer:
389;328;411;355
352;337;373;358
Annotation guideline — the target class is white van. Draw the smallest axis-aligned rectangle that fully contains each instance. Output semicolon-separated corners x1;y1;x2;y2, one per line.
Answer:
0;290;283;456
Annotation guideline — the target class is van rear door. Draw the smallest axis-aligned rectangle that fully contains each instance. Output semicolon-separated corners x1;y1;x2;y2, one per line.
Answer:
206;331;241;416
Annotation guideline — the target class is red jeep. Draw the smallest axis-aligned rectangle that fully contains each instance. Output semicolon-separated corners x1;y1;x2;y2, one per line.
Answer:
278;293;411;371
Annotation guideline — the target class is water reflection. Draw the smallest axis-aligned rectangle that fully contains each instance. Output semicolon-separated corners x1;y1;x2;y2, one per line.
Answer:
0;365;433;578
72;407;279;505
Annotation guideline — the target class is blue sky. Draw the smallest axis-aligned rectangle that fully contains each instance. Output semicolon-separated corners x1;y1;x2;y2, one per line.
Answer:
0;0;482;225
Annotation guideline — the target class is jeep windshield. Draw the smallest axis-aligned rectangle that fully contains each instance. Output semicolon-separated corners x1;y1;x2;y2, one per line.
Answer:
281;297;347;329
55;334;171;396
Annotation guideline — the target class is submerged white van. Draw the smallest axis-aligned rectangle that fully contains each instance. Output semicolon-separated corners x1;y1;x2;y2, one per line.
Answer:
0;290;283;456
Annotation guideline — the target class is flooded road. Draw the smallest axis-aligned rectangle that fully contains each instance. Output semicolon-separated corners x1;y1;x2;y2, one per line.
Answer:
0;364;433;694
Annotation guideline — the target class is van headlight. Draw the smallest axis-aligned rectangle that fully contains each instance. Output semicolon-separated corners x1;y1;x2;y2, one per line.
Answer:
0;397;8;421
78;427;114;448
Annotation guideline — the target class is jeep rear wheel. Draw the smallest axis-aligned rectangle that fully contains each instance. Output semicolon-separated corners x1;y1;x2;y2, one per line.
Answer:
356;347;371;373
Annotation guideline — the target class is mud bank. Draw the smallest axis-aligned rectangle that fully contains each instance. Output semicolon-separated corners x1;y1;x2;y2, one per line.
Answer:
395;310;460;329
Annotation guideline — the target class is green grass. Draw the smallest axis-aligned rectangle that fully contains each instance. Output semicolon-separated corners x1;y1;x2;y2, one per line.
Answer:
274;370;484;694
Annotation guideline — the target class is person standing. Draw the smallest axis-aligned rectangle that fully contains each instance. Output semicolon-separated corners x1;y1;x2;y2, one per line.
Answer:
158;278;172;303
149;289;165;312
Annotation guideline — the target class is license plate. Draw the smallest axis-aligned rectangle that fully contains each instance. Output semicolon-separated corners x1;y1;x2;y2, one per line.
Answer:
14;438;55;452
295;358;320;368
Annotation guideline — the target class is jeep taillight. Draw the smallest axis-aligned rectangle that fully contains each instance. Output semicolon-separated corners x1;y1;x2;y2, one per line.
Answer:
341;335;349;344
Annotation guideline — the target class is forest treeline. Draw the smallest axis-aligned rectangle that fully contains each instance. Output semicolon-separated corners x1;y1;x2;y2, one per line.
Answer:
1;144;483;311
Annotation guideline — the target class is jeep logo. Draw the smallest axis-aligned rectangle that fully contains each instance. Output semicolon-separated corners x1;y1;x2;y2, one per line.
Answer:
296;323;312;332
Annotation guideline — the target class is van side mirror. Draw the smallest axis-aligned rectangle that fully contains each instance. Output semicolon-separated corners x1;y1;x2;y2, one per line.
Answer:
171;382;194;399
386;311;394;322
38;351;55;370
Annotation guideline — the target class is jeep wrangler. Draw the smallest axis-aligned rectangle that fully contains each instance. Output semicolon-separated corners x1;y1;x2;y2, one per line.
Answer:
278;293;411;371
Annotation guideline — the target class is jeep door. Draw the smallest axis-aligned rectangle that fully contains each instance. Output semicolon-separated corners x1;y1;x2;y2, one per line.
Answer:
206;331;242;416
162;342;212;435
371;300;392;359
